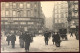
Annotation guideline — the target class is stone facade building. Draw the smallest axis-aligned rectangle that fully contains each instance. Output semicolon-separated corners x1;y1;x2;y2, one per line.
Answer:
68;1;79;32
53;1;68;31
1;2;45;34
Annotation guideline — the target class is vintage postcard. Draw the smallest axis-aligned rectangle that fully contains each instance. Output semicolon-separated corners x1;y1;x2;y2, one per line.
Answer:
1;1;79;52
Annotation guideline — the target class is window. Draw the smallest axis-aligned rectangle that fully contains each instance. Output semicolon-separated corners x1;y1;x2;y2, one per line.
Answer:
13;11;16;17
14;22;18;24
13;3;17;8
55;20;57;23
59;10;61;14
74;5;78;10
27;3;30;8
57;20;59;23
5;22;8;24
34;9;37;12
59;20;61;23
20;22;26;24
34;2;37;7
5;3;9;8
55;10;58;13
4;18;8;20
61;9;63;13
34;9;37;17
27;10;31;17
28;22;34;24
35;4;37;7
20;3;23;8
74;1;78;4
61;14;64;18
58;6;61;9
75;13;78;18
5;11;9;16
62;19;64;23
13;18;18;20
55;6;57;9
55;14;58;18
34;2;37;8
61;5;63;9
17;11;23;17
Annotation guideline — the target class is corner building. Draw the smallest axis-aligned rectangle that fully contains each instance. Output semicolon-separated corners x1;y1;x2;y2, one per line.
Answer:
1;2;45;34
68;1;79;32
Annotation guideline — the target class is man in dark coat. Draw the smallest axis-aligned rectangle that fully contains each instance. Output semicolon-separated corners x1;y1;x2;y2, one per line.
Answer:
23;32;32;52
70;31;73;37
54;32;61;47
19;32;24;48
52;32;55;45
44;31;49;45
48;31;52;38
54;32;60;42
6;33;11;45
10;34;16;48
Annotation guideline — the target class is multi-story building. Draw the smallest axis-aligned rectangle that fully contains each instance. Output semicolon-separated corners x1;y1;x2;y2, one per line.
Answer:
68;1;79;32
53;1;68;31
1;2;45;34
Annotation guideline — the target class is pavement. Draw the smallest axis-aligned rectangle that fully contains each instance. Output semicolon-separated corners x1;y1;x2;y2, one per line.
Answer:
1;34;79;52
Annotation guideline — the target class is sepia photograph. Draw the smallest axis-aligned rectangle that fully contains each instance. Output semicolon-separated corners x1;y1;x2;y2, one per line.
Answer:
1;1;79;52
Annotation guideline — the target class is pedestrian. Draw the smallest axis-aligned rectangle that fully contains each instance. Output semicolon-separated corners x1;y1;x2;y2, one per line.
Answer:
10;34;16;48
75;31;79;40
52;32;55;45
44;31;49;45
54;32;61;47
23;32;32;52
48;31;52;38
70;31;73;37
19;32;24;48
6;33;11;45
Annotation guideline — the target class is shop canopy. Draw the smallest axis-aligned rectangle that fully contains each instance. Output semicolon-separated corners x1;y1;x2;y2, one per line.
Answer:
70;25;76;28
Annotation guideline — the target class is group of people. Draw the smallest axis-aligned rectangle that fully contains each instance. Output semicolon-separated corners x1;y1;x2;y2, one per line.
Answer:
70;31;79;40
6;33;16;48
6;30;61;52
6;31;33;52
5;29;78;52
44;31;61;47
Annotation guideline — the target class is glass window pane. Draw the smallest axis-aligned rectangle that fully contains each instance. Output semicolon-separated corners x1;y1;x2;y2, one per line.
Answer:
6;3;9;8
13;3;16;8
5;11;9;16
75;5;78;10
20;3;23;8
27;3;30;8
13;11;16;16
55;19;57;23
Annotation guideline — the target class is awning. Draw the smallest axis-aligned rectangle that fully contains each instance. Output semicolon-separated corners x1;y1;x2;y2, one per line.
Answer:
70;25;76;28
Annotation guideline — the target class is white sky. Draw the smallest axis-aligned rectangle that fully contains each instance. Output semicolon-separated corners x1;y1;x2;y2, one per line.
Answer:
41;1;55;18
